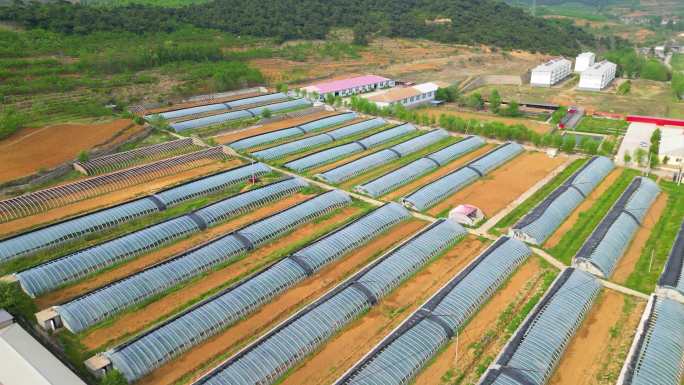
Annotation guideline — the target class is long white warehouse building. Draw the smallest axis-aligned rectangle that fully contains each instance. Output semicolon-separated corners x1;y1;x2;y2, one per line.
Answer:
530;58;572;87
578;60;617;91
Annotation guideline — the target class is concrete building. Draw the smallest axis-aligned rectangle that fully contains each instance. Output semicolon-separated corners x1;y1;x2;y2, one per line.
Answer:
530;58;572;87
617;122;684;167
0;309;87;385
574;52;596;73
578;60;617;91
365;82;446;108
302;75;394;101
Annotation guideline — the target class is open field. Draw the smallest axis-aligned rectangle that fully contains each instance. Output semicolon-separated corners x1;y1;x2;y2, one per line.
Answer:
421;107;553;135
474;81;684;118
413;256;556;385
277;236;488;385
426;151;566;218
0;159;242;237
0;119;143;183
136;219;427;385
548;291;645;385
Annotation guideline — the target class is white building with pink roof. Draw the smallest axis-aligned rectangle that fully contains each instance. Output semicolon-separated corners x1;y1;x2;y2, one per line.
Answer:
302;75;394;100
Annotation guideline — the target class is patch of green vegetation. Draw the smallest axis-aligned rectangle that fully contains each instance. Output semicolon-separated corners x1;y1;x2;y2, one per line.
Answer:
625;180;684;293
548;168;639;264
536;3;609;22
492;158;588;233
575;116;629;135
0;281;37;322
672;54;684;72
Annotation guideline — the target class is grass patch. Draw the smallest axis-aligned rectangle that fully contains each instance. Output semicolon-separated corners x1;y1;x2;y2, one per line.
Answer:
574;117;629;136
548;168;639;264
624;180;684;293
492;158;587;233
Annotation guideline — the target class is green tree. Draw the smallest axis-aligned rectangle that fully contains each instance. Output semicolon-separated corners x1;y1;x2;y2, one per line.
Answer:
0;108;27;140
352;23;370;46
325;93;335;106
617;80;631;95
489;89;501;113
640;59;670;81
562;135;576;153
100;370;127;385
0;282;36;322
466;93;484;110
261;108;272;119
502;100;521;117
78;150;90;162
634;148;647;166
148;115;170;131
623;152;632;165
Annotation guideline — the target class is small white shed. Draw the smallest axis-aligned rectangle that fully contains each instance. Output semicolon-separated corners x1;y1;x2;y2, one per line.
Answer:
448;204;485;226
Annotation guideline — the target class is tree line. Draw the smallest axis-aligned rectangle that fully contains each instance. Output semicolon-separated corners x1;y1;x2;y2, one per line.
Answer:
1;0;599;55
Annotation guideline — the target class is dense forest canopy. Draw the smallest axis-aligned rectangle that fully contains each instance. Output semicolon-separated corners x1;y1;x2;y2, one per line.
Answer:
1;0;597;55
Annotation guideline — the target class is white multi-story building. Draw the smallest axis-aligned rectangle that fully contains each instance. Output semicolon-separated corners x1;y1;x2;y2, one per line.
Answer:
575;52;596;73
578;60;617;91
530;58;572;87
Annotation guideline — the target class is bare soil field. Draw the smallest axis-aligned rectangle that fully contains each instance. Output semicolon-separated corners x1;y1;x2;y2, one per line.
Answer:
414;257;549;385
383;144;496;201
253;38;545;86
144;92;262;115
0;119;143;183
612;192;668;283
35;194;310;308
548;290;646;385
0;159;243;239
213;111;337;144
81;206;365;350
278;236;488;385
544;169;623;249
427;152;565;217
422;108;553;135
137;219;427;385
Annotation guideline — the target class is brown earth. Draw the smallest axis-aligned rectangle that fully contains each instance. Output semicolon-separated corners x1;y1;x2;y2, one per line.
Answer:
214;111;338;144
544;169;623;249
414;257;547;385
35;193;310;308
422;108;552;135
144;92;262;114
427;152;565;217
82;206;365;350
0;160;243;241
612;192;668;283
136;219;427;385
548;291;646;385
0;119;143;183
382;144;496;201
278;236;489;385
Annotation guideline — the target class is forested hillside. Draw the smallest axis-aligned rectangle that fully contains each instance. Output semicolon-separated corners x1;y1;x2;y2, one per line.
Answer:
1;0;596;55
